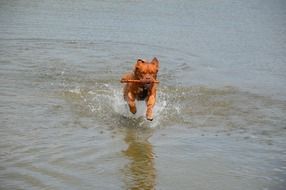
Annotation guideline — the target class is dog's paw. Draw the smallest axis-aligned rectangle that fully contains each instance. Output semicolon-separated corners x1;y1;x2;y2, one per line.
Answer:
147;117;153;121
146;115;153;121
130;107;137;114
146;110;153;121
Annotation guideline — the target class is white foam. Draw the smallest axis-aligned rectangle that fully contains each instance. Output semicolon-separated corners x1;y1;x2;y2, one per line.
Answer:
70;84;177;128
69;87;81;94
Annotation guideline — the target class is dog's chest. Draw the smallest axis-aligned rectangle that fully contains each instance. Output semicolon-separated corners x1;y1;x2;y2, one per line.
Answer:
136;86;149;100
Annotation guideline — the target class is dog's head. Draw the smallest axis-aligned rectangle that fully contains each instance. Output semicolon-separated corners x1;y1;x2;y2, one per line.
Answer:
134;57;159;82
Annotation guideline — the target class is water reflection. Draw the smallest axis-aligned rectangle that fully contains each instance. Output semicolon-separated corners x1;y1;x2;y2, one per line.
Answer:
122;127;156;190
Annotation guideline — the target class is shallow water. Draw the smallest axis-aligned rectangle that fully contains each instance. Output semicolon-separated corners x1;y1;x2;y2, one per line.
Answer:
1;0;286;190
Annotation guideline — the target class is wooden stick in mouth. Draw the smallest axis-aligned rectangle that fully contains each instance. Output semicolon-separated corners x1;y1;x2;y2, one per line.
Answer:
120;79;160;84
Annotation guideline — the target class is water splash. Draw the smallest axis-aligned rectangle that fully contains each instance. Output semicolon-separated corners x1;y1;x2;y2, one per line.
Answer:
62;83;179;129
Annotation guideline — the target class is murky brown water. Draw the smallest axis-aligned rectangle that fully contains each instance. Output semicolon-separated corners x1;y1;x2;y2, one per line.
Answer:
1;0;286;189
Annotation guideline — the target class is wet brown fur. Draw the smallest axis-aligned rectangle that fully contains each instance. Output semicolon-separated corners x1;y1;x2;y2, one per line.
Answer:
121;58;159;121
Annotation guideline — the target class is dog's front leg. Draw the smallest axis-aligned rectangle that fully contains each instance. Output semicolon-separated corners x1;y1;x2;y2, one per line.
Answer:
127;92;137;114
146;89;156;121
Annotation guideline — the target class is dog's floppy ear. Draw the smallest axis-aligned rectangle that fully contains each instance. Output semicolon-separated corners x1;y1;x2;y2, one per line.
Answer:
137;59;145;64
134;59;143;72
151;57;159;68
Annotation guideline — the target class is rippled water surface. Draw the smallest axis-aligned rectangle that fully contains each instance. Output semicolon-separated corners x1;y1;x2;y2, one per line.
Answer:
1;0;286;190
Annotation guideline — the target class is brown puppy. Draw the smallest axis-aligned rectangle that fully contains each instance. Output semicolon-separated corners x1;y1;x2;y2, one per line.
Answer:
121;58;159;121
